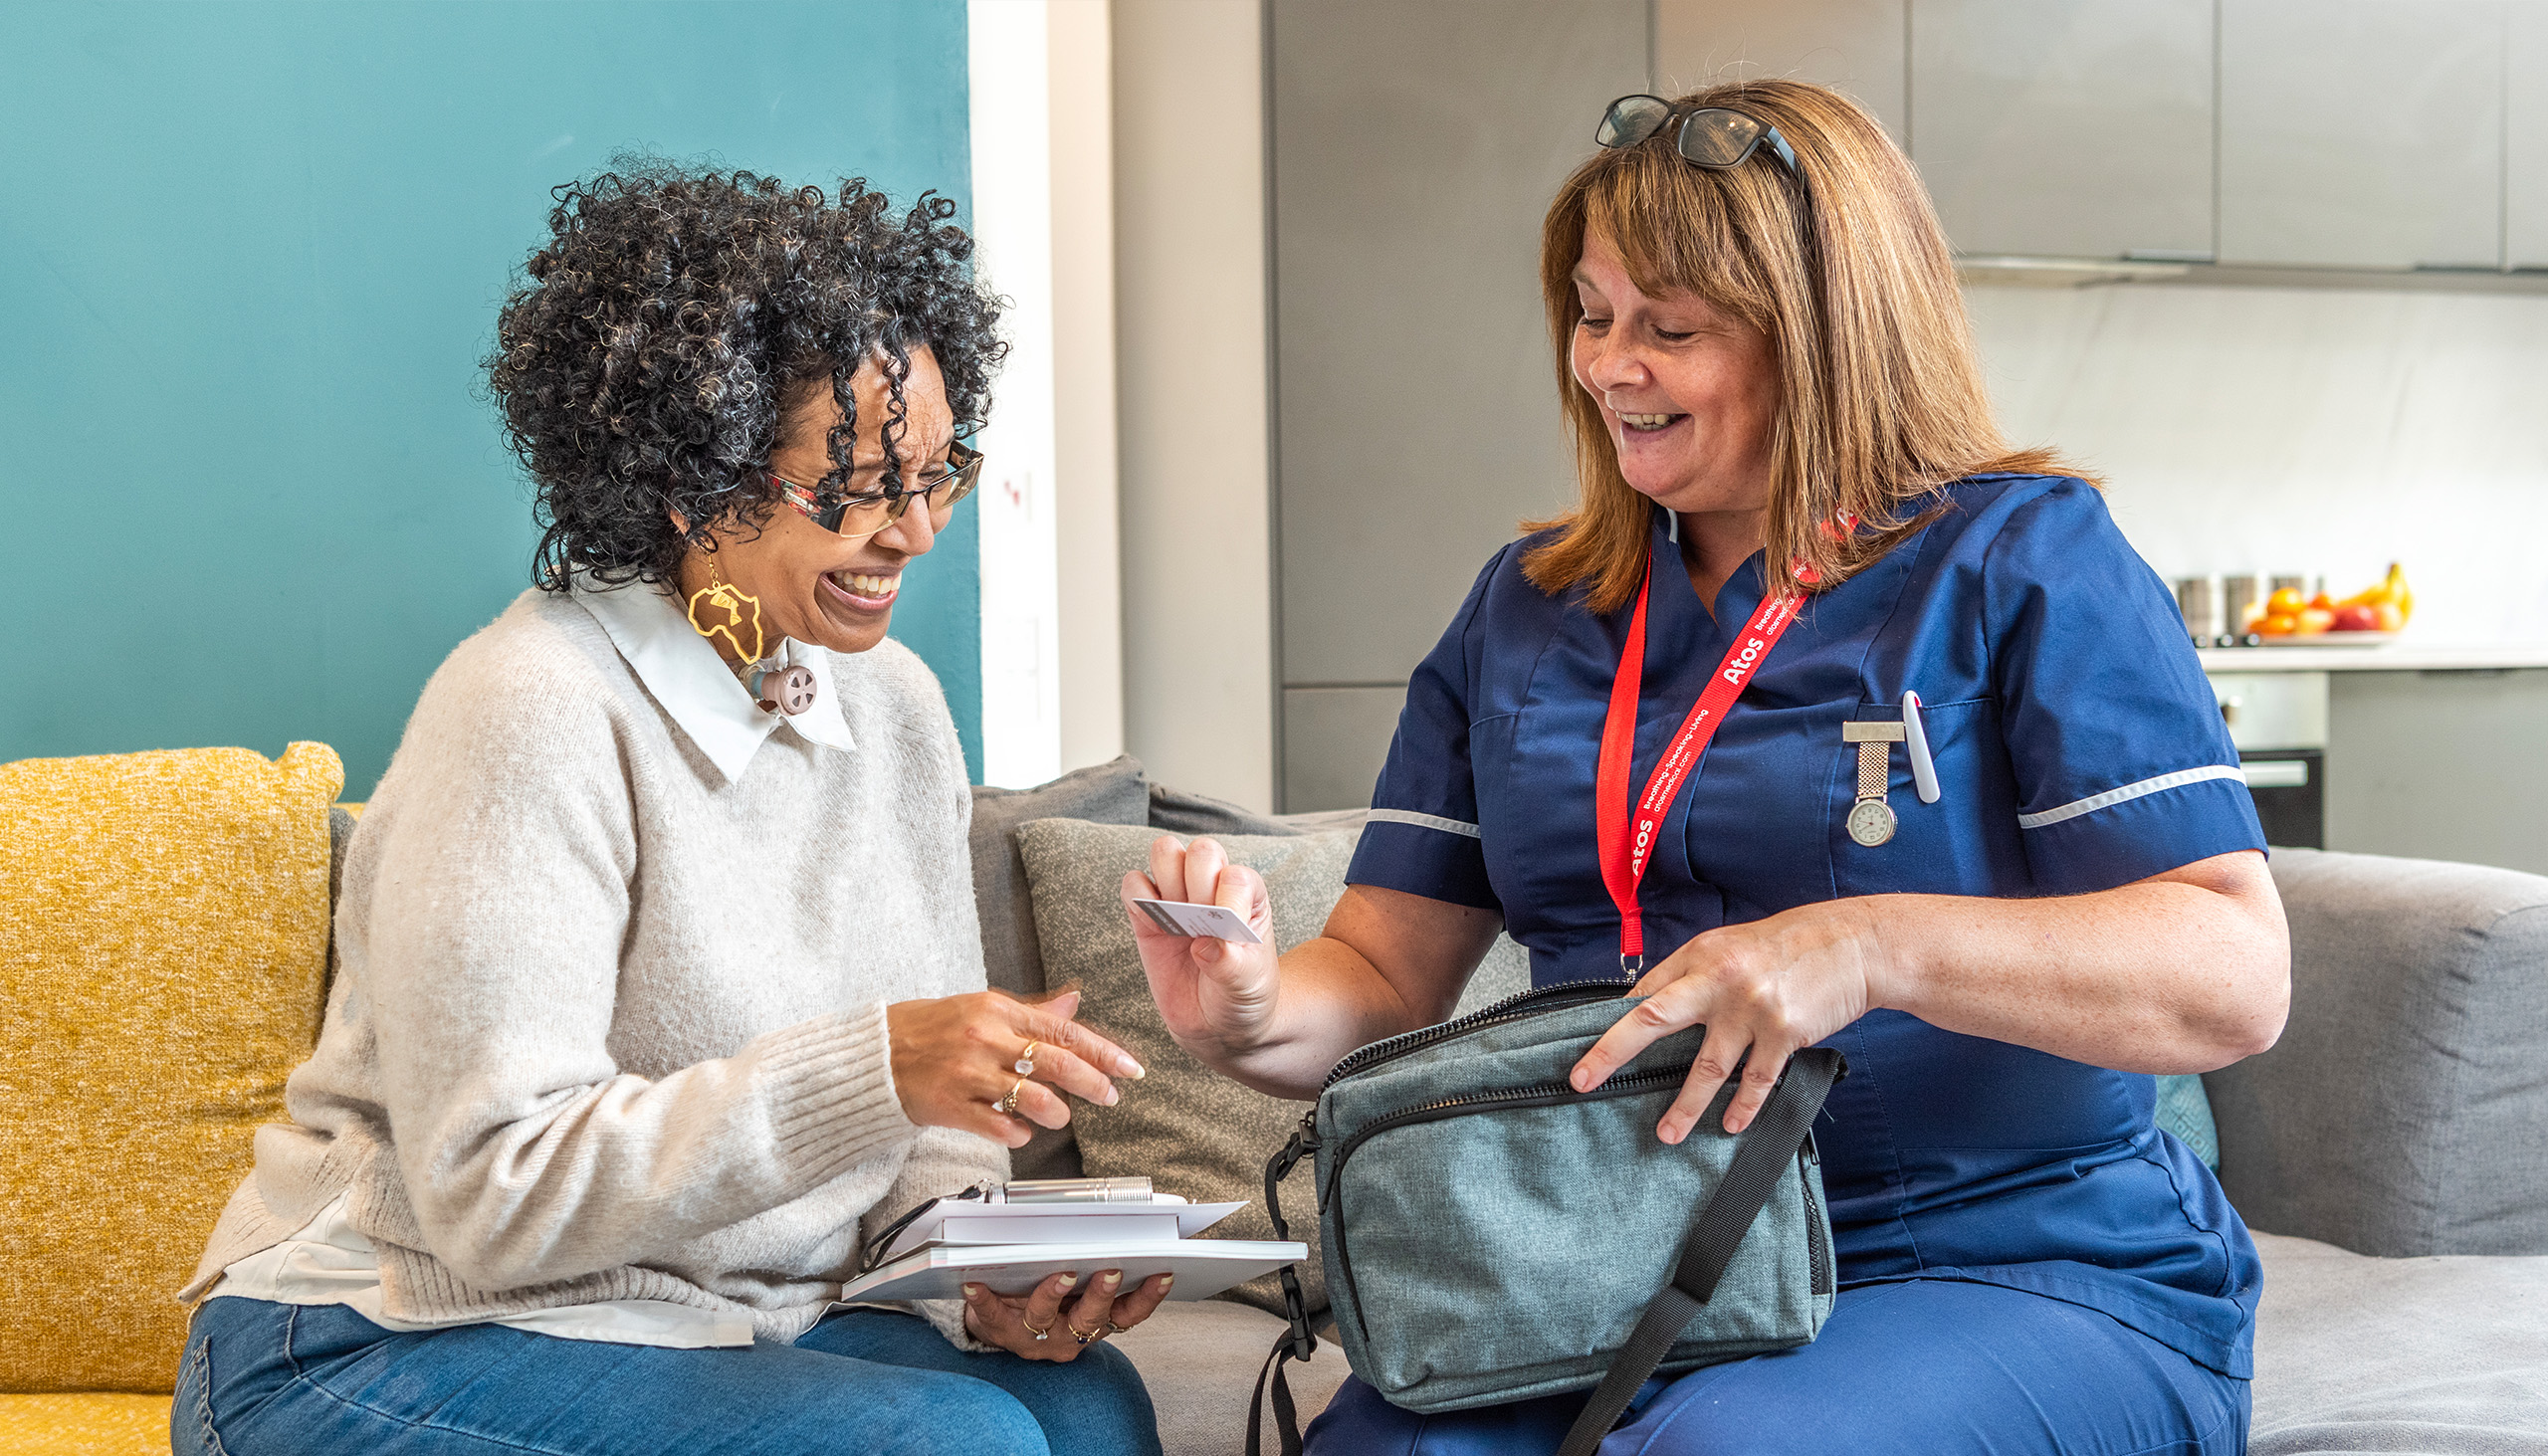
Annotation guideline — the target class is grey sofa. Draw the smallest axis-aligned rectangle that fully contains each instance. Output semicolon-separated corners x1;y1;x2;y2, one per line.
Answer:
967;765;2548;1455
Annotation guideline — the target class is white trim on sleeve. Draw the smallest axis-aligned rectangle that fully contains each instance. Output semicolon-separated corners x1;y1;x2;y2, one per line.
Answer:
1367;808;1483;839
2016;765;2248;831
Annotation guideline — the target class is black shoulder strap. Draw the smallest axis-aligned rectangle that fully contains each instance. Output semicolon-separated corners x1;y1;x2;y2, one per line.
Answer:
1555;1049;1843;1456
1250;1116;1322;1456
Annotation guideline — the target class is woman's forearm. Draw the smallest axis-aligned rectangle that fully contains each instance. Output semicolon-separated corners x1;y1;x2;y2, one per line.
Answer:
1861;851;2290;1074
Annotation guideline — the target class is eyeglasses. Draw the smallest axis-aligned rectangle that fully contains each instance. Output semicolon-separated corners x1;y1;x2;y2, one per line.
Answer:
1594;96;1807;197
771;441;983;542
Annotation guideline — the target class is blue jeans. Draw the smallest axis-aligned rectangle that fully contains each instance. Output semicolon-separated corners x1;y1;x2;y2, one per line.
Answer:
1306;1279;2248;1456
173;1296;1163;1456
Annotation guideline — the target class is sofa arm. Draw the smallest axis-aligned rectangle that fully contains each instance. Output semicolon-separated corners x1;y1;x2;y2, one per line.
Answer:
2205;848;2548;1256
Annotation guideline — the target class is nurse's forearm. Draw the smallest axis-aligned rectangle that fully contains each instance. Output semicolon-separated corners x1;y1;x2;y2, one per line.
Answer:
1211;887;1503;1100
1862;851;2290;1073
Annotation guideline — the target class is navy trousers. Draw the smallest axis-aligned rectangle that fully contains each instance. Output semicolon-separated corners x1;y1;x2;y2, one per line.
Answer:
1306;1278;2248;1456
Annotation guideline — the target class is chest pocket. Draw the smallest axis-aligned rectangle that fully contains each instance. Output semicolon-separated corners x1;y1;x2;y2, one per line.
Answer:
1829;697;2031;899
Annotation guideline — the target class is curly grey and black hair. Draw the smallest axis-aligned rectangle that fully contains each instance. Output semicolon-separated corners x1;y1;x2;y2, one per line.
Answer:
488;159;1006;590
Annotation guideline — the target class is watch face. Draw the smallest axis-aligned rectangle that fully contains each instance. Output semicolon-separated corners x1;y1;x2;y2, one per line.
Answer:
1846;798;1897;847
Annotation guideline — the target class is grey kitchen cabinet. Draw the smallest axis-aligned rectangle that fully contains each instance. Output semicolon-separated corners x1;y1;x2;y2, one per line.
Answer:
1269;0;1643;808
2512;2;2548;270
2219;0;2505;270
1907;0;2214;261
1653;0;1906;141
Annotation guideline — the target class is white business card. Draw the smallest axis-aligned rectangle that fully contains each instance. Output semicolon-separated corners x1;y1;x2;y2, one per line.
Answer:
1131;898;1264;944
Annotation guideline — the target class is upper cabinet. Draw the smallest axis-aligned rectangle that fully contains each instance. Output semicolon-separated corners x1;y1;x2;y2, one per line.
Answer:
2511;3;2548;269
1909;0;2215;261
2220;0;2505;270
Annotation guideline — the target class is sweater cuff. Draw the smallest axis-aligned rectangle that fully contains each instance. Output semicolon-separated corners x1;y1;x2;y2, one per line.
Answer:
910;1296;996;1352
758;1003;917;1187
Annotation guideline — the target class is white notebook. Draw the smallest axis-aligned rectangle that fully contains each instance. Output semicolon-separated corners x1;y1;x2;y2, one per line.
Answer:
838;1238;1307;1303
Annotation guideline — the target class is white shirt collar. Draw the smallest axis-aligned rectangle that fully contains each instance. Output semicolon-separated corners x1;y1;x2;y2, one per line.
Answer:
572;575;857;783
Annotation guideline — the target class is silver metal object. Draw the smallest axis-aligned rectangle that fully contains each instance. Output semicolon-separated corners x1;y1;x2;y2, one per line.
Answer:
1841;721;1907;847
1846;798;1898;847
994;1177;1156;1204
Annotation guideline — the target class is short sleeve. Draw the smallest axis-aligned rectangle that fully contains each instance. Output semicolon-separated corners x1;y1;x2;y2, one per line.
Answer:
1986;482;2266;896
1344;550;1506;912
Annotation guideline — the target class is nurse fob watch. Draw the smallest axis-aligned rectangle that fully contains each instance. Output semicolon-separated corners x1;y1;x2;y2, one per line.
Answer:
1841;720;1905;847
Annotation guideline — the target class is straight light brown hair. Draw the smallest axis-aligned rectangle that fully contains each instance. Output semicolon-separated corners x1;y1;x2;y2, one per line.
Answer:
1524;79;2087;612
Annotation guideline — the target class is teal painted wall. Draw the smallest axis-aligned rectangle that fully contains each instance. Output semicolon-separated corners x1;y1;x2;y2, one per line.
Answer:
0;0;982;792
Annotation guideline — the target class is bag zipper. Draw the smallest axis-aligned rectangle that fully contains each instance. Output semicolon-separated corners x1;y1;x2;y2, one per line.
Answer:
1321;979;1631;1089
1322;1067;1690;1344
1799;1135;1832;1296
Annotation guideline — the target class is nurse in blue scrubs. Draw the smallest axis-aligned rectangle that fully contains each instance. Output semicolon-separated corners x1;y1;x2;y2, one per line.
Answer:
1122;78;2289;1454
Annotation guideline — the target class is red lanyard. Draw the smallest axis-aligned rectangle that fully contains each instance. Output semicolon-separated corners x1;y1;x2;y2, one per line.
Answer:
1594;561;1804;972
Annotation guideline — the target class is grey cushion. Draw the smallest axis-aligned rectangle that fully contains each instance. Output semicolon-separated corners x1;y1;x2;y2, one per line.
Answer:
2249;1231;2548;1454
969;755;1151;998
2209;848;2548;1255
1148;782;1368;838
1014;818;1530;1317
1110;1299;1351;1456
971;756;1152;1181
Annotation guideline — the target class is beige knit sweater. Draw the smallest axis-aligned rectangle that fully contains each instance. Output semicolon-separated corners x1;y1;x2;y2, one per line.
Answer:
183;587;1007;1347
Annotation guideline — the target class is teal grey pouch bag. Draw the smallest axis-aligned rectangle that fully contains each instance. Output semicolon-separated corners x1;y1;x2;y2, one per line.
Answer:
1250;980;1843;1456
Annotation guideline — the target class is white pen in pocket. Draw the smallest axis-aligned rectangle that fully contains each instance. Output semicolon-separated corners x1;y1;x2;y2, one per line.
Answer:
1132;899;1264;944
1901;690;1941;804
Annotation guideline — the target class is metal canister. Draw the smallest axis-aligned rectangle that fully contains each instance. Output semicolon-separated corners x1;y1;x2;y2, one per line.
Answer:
2174;576;2218;643
2221;575;2259;645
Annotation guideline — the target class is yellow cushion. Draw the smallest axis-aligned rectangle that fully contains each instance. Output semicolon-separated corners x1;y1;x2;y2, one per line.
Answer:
0;1393;172;1455
0;744;341;1392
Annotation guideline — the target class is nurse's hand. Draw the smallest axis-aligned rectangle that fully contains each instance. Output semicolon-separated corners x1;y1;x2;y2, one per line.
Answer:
1568;901;1881;1143
1121;835;1282;1062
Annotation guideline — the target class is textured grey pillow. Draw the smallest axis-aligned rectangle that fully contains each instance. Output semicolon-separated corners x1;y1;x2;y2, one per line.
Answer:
969;756;1150;998
971;758;1153;1182
1014;818;1530;1315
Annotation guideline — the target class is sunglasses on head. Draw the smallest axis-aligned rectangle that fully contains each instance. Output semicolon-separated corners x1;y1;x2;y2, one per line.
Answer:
1594;96;1808;200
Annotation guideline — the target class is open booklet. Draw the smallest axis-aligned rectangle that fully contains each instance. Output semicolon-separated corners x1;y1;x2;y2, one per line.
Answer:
839;1187;1306;1303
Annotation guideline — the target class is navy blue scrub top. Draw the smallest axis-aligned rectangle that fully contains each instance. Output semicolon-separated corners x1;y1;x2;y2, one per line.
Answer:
1347;474;2267;1378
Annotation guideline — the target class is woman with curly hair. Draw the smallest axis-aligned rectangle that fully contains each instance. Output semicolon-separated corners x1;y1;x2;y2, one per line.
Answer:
171;163;1167;1456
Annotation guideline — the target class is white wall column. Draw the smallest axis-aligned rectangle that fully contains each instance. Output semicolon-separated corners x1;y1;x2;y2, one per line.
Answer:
1112;0;1277;810
969;0;1125;786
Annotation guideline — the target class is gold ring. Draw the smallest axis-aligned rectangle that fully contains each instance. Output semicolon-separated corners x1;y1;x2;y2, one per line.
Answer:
1068;1318;1103;1346
1022;1314;1053;1342
1014;1041;1041;1077
997;1077;1027;1116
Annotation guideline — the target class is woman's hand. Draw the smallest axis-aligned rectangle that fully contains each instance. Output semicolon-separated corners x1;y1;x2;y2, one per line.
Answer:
1570;900;1881;1143
961;1269;1175;1360
1120;836;1282;1063
885;990;1146;1148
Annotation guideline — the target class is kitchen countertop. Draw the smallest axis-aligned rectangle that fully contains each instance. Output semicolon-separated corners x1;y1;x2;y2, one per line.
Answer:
2198;643;2548;673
